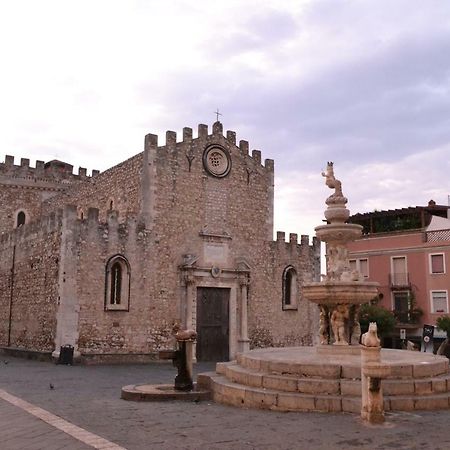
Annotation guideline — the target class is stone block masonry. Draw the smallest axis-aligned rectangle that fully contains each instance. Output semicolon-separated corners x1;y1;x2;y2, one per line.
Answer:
0;156;98;233
0;211;62;352
0;121;320;363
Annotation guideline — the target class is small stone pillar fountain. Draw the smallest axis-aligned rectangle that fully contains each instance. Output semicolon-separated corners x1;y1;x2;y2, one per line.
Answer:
303;162;379;347
361;322;390;423
172;325;197;391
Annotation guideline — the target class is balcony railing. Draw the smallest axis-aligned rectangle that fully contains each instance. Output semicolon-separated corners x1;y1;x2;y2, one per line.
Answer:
389;272;411;289
393;310;421;325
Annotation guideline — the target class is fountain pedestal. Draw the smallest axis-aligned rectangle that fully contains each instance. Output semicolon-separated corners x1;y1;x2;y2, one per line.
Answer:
303;162;378;346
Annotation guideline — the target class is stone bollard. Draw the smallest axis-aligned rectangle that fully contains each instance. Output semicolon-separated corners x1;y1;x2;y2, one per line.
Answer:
360;322;390;424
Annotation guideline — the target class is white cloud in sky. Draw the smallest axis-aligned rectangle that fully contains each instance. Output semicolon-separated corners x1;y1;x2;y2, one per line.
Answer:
1;0;449;238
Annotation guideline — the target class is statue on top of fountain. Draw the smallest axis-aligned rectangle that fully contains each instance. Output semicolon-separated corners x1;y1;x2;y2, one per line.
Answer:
320;162;364;283
322;161;348;206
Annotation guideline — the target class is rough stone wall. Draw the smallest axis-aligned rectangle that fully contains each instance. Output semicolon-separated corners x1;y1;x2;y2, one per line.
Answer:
70;122;320;357
248;234;321;348
0;212;61;351
64;208;177;356
0;155;94;234
144;123;320;349
148;124;274;262
0;185;48;232
42;154;143;223
0;123;321;360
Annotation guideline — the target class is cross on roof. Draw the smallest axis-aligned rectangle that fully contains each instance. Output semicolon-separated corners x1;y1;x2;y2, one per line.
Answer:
214;108;222;122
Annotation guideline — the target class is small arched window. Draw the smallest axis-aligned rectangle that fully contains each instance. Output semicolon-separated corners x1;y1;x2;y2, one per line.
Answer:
282;266;298;310
105;255;130;311
16;211;26;227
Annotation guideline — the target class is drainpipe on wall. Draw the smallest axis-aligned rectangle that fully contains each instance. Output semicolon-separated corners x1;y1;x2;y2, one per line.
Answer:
7;245;16;347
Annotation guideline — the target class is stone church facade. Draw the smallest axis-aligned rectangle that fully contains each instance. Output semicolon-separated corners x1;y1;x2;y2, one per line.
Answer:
0;121;320;363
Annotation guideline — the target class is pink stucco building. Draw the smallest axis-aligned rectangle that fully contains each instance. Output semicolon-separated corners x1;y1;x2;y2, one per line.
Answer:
347;201;450;348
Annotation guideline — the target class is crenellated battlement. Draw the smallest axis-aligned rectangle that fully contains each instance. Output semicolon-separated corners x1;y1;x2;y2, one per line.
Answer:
271;231;321;283
274;230;320;252
0;155;100;186
144;122;274;171
0;204;143;249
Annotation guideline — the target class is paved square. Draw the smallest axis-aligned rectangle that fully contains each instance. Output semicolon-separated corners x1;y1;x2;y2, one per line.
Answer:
1;356;450;449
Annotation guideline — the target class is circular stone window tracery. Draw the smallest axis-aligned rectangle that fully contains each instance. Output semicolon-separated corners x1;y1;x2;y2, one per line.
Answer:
203;145;231;178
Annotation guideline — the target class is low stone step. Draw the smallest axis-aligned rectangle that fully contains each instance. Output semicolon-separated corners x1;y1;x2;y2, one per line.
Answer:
222;361;450;397
206;372;450;413
236;348;449;380
342;373;450;396
236;353;344;379
388;393;450;411
225;362;340;394
208;373;345;412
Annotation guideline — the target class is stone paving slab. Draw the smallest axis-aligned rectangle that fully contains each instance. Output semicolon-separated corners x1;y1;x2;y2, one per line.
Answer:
0;389;126;449
0;397;92;450
2;355;450;449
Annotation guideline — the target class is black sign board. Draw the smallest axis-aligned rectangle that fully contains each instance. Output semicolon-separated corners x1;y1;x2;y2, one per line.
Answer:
423;324;435;340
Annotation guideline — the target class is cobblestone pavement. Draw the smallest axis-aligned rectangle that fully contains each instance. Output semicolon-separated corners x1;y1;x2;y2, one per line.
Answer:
1;356;450;449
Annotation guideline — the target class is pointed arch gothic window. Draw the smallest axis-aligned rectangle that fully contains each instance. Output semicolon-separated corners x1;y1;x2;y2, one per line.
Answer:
105;255;130;311
282;266;298;310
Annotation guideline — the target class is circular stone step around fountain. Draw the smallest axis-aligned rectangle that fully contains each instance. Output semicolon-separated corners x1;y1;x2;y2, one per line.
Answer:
197;347;450;413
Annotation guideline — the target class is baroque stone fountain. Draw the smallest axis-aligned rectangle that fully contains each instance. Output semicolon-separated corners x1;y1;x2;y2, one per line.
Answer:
303;162;379;348
195;163;450;414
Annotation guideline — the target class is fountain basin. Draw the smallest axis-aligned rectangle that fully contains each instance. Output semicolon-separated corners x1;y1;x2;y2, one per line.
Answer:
315;223;363;244
303;281;379;305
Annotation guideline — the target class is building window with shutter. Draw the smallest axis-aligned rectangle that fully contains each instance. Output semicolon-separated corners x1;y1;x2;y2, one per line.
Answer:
429;253;445;274
390;256;409;287
431;291;448;314
349;258;369;278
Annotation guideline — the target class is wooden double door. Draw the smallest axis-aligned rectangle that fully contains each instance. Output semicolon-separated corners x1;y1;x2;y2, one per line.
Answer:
196;287;230;362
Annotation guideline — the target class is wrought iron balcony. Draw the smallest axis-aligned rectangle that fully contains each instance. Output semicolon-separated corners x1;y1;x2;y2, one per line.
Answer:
389;272;411;289
393;310;422;325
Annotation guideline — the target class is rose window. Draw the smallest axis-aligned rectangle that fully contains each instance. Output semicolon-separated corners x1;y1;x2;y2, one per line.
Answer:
203;145;231;178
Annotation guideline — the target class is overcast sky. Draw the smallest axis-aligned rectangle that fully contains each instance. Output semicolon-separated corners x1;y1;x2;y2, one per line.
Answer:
1;0;449;238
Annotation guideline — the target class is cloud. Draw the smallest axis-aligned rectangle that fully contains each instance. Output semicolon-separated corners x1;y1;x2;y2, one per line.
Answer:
1;0;450;238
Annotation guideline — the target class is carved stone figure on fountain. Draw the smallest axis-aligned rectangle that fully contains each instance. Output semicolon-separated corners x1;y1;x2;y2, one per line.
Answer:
361;322;381;347
322;161;347;205
331;304;349;345
326;245;351;281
